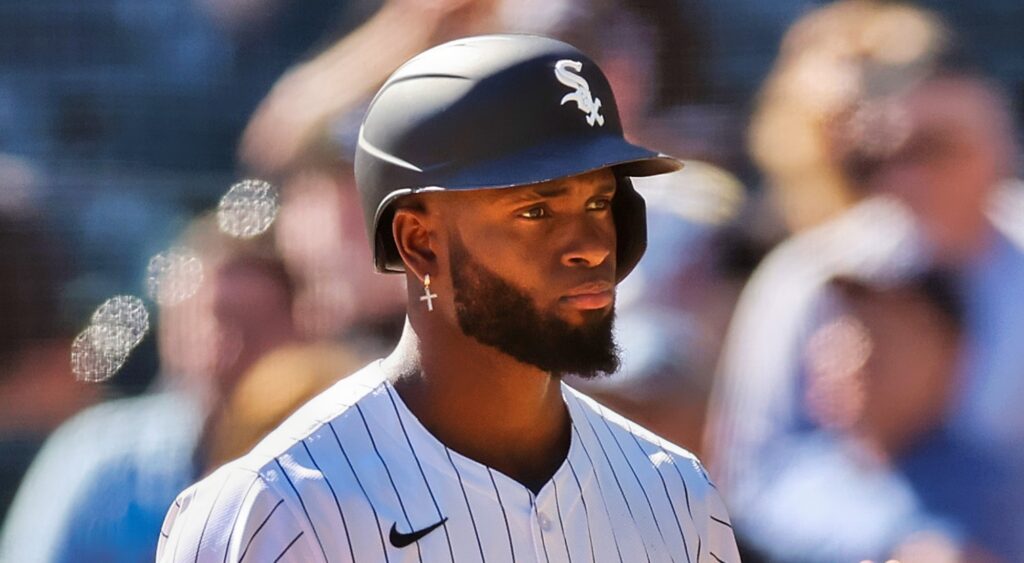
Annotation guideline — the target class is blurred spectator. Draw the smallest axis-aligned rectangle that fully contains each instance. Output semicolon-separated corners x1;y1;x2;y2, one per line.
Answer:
0;155;101;523
747;0;951;233
202;342;362;472
757;272;1008;563
0;216;318;562
808;277;963;462
707;1;1024;561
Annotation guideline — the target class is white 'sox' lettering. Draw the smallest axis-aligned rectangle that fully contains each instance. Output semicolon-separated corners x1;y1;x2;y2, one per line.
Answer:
554;59;605;127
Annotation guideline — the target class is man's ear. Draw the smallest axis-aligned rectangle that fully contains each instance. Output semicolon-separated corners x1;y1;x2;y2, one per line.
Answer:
392;207;437;281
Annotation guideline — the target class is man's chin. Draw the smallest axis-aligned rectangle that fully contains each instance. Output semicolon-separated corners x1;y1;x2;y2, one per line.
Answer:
557;303;614;326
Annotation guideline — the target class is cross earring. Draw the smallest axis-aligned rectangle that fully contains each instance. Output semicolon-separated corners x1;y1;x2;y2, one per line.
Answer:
419;274;438;312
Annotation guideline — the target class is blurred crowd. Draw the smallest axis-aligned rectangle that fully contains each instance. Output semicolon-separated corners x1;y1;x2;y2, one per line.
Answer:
2;0;1024;561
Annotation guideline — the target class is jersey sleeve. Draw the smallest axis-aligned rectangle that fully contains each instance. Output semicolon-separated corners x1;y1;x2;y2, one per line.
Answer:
157;467;320;563
643;427;742;563
701;481;741;563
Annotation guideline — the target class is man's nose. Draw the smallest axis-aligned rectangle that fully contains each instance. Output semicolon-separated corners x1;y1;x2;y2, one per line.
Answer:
560;221;613;268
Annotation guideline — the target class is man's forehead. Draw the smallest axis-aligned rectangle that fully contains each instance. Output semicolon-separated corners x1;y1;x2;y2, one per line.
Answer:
491;169;618;200
419;168;618;212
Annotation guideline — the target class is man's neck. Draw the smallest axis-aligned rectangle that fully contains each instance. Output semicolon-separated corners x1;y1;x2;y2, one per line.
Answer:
382;319;571;493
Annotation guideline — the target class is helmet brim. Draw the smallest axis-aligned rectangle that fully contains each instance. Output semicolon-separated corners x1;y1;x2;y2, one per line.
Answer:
422;133;683;191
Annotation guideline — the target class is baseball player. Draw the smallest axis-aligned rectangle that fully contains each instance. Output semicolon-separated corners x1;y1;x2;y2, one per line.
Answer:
157;34;739;562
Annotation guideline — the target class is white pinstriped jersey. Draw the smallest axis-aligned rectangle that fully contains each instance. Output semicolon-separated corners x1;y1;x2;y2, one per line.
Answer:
157;361;739;562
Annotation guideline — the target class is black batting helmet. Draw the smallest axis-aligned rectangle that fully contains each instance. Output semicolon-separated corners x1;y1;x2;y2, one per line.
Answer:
354;34;682;281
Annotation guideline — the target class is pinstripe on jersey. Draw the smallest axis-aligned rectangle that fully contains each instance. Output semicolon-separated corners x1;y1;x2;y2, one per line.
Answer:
157;361;740;562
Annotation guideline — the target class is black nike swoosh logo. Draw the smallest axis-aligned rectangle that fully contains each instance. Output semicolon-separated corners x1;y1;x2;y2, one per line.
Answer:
389;518;448;548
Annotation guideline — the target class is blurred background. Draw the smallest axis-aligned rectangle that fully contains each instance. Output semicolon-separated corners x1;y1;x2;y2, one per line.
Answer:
1;0;1023;561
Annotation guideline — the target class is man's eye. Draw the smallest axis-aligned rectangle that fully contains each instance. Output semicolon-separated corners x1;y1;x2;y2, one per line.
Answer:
587;198;612;211
519;206;548;219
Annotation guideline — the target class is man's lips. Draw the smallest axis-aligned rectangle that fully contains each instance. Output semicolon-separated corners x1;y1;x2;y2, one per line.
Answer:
561;281;615;310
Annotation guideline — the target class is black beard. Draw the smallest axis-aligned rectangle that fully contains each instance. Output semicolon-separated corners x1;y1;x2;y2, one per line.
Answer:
448;233;620;379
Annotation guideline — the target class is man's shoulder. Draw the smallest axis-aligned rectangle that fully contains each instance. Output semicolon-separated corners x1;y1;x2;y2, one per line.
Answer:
158;363;392;562
562;384;715;487
759;195;935;290
563;385;740;561
234;360;389;475
158;461;317;562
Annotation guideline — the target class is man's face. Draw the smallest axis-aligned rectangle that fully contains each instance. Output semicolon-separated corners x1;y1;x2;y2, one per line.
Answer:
160;259;295;397
433;168;621;378
861;77;1013;261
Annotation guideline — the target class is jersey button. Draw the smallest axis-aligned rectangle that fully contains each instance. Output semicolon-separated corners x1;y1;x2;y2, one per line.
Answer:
538;513;552;531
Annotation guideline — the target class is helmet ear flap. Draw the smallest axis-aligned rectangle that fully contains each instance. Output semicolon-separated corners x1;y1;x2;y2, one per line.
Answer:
375;204;404;274
613;175;647;282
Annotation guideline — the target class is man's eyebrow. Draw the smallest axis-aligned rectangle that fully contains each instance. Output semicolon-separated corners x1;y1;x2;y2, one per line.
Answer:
530;185;570;198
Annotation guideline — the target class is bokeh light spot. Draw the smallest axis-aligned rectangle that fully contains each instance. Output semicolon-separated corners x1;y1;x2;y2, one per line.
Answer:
217;179;280;239
146;247;205;306
70;324;132;383
91;294;150;348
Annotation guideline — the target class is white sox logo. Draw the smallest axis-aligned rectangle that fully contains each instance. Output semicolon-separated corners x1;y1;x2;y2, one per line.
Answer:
554;59;604;127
